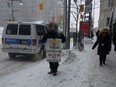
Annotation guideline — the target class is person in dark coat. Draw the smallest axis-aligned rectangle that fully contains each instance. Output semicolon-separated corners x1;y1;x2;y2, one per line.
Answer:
113;33;116;52
42;22;66;76
92;29;111;66
96;29;100;39
112;21;116;52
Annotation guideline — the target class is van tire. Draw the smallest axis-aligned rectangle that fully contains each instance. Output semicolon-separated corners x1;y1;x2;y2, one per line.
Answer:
8;53;16;58
41;50;46;58
31;50;46;61
30;53;40;61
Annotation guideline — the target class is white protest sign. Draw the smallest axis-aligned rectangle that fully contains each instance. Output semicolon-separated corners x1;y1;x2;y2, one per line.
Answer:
46;39;62;62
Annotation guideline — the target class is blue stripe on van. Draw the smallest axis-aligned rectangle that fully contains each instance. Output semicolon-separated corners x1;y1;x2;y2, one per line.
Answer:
38;39;45;45
5;38;31;45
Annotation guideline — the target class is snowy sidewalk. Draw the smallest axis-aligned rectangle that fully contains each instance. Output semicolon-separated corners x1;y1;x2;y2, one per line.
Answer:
0;40;116;87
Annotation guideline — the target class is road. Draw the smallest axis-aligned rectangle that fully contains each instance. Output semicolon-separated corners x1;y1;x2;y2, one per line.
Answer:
0;46;44;79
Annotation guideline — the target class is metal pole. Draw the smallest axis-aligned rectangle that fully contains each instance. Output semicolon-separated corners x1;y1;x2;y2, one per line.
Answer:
93;0;95;28
66;0;71;49
89;2;92;38
10;0;22;21
11;0;14;21
63;0;67;49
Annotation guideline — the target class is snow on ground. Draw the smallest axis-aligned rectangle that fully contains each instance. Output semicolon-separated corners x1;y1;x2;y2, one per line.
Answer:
0;38;116;87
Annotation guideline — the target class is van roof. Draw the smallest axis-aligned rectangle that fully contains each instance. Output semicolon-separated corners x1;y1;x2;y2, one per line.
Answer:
7;21;46;25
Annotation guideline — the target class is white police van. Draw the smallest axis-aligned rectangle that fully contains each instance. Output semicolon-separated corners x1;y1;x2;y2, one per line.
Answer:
2;21;47;60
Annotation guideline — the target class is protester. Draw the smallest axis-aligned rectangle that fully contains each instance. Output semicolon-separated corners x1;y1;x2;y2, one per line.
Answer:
42;22;66;76
92;28;111;66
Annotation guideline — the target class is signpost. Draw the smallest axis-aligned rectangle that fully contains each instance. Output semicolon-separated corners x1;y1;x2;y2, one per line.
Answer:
8;0;23;21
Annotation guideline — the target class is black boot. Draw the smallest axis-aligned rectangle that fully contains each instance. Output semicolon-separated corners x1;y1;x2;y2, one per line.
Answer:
99;56;102;67
103;62;106;65
103;55;106;65
53;72;57;76
100;64;102;67
48;71;53;74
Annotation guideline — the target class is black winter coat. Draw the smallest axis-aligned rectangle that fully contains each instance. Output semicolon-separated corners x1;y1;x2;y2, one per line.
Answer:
42;30;66;43
113;33;116;51
92;34;111;55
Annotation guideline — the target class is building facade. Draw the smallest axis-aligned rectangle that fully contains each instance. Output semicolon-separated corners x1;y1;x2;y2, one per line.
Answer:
0;0;63;26
98;0;115;29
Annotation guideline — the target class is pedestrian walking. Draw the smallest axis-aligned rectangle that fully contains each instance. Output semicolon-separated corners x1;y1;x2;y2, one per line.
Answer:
92;28;111;66
96;29;100;39
91;30;94;40
112;21;116;52
42;22;66;76
113;32;116;52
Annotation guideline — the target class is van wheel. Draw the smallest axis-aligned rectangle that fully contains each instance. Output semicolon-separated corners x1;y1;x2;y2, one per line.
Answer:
40;50;46;58
8;53;16;58
30;50;46;61
30;53;40;61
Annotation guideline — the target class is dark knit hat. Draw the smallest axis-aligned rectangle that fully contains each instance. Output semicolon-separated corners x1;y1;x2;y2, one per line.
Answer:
48;22;58;31
100;28;110;36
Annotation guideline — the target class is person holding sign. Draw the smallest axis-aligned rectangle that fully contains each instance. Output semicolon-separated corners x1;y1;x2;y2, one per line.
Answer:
42;22;66;76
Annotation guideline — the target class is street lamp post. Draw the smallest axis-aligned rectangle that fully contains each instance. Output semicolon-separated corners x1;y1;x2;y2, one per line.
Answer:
66;0;71;49
8;0;23;21
63;0;68;49
11;0;14;21
63;0;71;49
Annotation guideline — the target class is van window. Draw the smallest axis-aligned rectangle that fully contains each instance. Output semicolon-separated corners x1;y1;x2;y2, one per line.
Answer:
36;25;46;35
19;25;31;35
6;24;18;35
